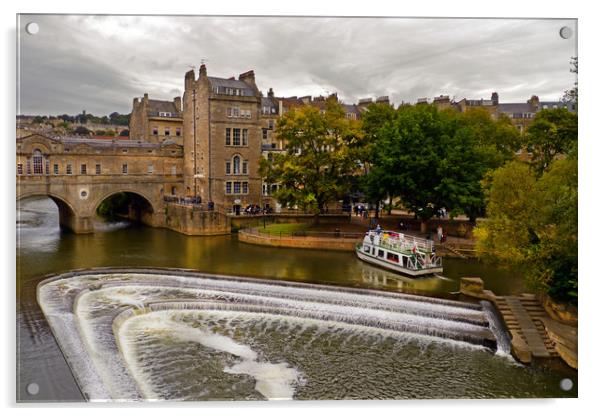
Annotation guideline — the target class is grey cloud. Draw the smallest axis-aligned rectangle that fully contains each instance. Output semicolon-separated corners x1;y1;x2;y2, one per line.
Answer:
17;15;577;116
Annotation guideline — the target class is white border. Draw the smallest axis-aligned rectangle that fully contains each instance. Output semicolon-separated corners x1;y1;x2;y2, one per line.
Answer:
3;1;600;415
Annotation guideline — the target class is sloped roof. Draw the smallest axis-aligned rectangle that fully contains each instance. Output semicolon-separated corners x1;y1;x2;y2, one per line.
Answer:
147;99;180;115
498;103;533;113
208;77;255;95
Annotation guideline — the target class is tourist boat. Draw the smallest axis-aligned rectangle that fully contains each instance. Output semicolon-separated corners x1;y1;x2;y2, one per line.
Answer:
355;230;443;277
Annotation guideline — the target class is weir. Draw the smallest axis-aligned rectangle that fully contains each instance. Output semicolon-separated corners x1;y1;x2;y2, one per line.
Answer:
37;268;512;401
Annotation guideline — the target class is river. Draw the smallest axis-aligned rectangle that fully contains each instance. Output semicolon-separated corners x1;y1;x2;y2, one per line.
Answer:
16;196;577;401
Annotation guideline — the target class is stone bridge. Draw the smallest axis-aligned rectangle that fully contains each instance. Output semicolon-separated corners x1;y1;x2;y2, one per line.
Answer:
16;133;229;234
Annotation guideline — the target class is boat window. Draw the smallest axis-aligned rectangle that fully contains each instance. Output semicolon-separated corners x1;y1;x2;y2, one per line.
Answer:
387;252;399;263
364;246;370;253
378;250;384;258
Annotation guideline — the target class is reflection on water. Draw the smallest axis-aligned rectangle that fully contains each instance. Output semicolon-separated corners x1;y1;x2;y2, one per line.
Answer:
16;197;575;401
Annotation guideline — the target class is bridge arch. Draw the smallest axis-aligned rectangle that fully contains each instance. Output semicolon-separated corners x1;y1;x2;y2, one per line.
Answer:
92;189;158;227
17;192;81;233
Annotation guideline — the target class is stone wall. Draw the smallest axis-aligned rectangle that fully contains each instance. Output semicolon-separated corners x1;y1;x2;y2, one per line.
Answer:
231;213;351;229
238;228;359;251
164;203;231;235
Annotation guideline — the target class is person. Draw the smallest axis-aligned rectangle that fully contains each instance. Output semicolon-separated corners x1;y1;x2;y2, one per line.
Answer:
399;220;404;230
437;225;443;242
376;224;382;234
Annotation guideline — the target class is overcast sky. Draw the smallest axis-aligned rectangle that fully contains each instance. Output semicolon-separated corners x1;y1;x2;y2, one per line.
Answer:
17;15;577;116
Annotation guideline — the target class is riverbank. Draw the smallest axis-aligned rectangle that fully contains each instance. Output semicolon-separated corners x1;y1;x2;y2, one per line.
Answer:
460;277;578;369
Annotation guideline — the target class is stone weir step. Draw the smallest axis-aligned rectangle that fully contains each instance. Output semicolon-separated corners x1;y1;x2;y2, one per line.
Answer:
495;295;559;361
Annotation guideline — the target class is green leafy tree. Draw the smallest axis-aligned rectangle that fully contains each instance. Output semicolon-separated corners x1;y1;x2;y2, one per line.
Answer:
366;104;491;229
526;108;578;173
358;102;396;216
259;97;361;220
475;158;577;304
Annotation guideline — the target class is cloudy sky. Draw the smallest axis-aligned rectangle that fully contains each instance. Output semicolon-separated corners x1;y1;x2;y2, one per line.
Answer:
17;15;577;116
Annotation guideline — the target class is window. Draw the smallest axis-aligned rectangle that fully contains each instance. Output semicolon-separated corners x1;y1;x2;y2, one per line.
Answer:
122;164;128;174
164;127;170;136
233;156;241;174
54;164;59;175
233;181;241;194
242;161;248;175
225;128;231;146
148;164;154;174
233;128;241;146
387;252;400;263
45;160;50;175
227;107;240;118
226;181;232;194
175;128;181;136
33;150;43;174
242;129;248;146
171;165;177;175
268;119;274;129
66;164;72;175
225;161;231;175
378;250;384;258
17;164;23;175
262;128;268;140
95;164;101;175
171;186;177;195
80;164;87;175
242;181;248;194
152;127;158;135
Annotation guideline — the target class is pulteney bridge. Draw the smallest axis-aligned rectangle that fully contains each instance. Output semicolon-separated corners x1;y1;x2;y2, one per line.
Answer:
16;133;229;234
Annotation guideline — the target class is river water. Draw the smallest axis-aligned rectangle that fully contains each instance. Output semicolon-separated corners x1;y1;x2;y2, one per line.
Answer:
17;197;577;401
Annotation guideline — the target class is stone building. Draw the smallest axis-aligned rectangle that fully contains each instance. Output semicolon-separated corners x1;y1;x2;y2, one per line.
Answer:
129;93;183;145
182;64;263;214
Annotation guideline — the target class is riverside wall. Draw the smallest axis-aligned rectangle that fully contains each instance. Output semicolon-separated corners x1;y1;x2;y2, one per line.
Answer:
238;228;360;251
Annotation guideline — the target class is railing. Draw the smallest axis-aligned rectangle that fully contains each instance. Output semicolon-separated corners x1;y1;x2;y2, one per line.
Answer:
242;227;364;239
163;196;225;212
367;230;435;253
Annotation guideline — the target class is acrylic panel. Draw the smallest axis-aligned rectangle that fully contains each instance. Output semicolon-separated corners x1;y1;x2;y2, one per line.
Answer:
16;15;578;402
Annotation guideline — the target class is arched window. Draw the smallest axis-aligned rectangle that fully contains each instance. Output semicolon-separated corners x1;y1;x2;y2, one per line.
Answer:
32;149;43;175
233;155;241;174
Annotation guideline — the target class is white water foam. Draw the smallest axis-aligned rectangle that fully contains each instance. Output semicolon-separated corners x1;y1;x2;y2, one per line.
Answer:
118;311;302;400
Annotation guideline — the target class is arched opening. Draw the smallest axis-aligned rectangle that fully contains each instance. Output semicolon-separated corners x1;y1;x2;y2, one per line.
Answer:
96;192;155;226
17;195;79;240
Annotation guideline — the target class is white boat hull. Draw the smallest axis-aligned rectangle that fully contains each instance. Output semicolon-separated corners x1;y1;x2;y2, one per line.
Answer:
355;247;443;277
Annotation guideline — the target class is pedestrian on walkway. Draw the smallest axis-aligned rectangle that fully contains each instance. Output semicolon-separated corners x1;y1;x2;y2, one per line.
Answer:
437;225;443;242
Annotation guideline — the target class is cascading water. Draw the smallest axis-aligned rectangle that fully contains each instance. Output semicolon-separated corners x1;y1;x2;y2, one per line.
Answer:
37;269;534;401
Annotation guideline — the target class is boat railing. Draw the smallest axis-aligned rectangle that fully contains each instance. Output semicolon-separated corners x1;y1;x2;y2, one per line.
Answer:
367;230;434;253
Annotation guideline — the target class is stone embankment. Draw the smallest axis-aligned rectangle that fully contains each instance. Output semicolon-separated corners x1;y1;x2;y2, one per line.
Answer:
460;277;577;369
238;228;361;251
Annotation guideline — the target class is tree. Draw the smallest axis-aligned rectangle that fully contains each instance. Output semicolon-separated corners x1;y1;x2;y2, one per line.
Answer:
74;126;92;136
474;158;577;304
526;108;578;173
562;56;578;110
366;104;491;230
358;102;397;216
259;97;361;219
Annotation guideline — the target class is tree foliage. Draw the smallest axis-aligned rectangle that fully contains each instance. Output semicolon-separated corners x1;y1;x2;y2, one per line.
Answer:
526;108;578;173
259;97;362;215
362;104;517;224
474;158;578;304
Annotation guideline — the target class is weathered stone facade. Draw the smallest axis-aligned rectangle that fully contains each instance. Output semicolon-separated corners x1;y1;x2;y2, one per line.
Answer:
130;94;183;145
182;65;263;213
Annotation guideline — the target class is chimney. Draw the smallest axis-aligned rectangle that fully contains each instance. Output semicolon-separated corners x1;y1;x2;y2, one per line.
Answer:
491;92;499;105
268;87;274;98
199;64;207;78
528;95;540;111
238;70;259;95
174;96;182;112
185;69;195;90
143;93;148;104
133;97;139;108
